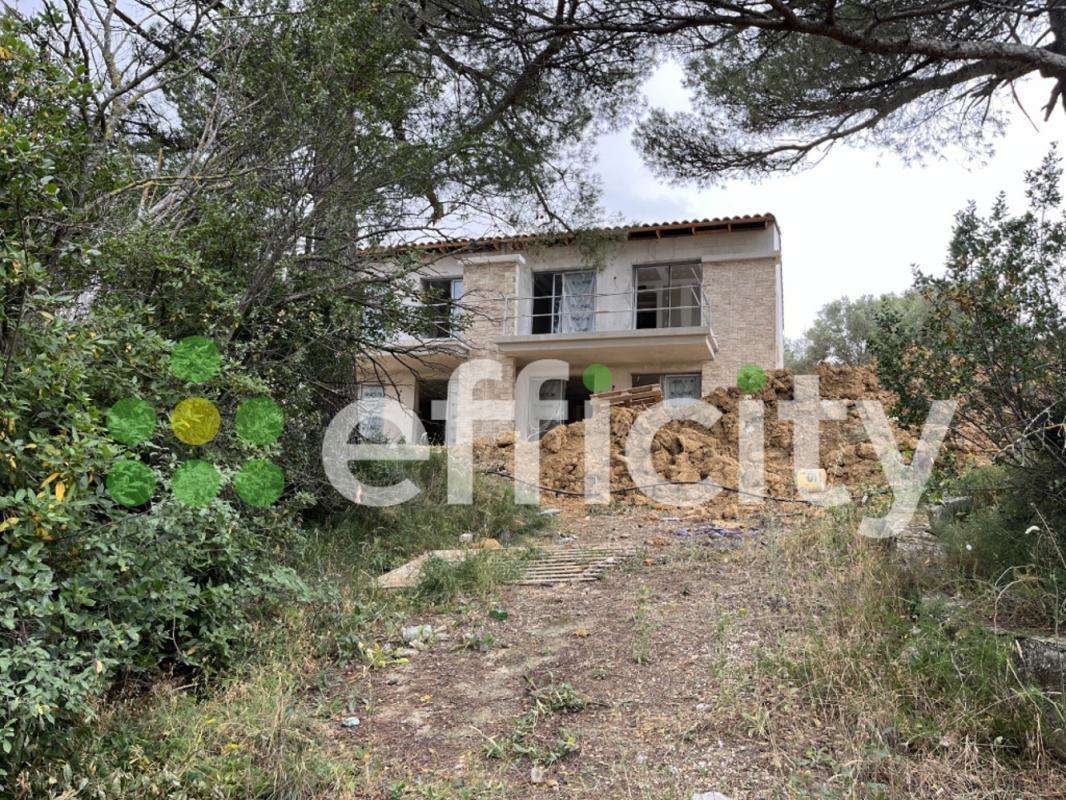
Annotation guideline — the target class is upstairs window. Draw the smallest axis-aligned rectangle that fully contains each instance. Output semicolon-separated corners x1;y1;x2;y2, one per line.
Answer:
531;270;596;334
422;277;463;337
634;264;702;329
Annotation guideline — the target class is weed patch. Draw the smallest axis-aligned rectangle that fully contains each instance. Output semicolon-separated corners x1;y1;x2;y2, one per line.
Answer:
482;674;590;766
767;504;1064;766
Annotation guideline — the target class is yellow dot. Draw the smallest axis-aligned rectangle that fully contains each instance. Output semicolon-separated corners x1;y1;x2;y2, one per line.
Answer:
170;397;221;445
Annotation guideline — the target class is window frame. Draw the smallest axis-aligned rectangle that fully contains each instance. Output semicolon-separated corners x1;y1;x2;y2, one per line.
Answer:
632;262;703;330
422;276;463;338
530;268;596;334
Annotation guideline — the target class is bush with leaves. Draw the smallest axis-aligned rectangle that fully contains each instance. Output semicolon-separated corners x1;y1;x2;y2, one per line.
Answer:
872;148;1066;576
0;23;309;772
786;291;927;372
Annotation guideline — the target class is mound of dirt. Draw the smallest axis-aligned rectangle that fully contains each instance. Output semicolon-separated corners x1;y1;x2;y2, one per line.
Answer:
477;365;983;519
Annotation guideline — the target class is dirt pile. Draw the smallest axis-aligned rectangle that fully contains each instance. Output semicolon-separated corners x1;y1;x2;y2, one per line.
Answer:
477;365;983;518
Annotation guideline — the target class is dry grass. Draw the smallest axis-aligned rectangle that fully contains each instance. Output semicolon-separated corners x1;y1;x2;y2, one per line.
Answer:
25;498;1066;799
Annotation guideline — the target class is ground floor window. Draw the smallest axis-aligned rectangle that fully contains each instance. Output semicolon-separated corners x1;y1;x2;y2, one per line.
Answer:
632;372;701;401
534;376;592;437
416;379;449;445
357;384;385;440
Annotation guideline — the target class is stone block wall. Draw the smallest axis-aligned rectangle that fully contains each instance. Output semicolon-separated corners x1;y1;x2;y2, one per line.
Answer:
701;256;783;391
457;255;521;439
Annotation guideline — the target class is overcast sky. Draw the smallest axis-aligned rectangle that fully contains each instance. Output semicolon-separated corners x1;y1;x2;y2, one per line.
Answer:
596;64;1066;339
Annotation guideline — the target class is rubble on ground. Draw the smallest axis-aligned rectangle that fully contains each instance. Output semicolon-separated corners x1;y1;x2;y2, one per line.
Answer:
476;365;986;518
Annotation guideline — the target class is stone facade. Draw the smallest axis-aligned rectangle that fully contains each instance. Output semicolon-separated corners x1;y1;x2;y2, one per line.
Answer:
361;218;785;441
458;255;521;439
700;256;783;390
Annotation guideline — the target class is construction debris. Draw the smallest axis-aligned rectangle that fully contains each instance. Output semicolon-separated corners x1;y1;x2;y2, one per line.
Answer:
667;523;756;544
477;365;986;519
376;544;635;590
513;545;634;586
376;550;467;589
401;624;433;644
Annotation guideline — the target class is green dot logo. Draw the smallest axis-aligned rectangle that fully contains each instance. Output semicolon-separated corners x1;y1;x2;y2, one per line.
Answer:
737;363;768;395
172;460;221;508
106;459;156;507
170;335;221;384
235;397;284;445
106;397;156;446
170;397;221;445
106;335;283;509
234;459;284;508
582;363;612;394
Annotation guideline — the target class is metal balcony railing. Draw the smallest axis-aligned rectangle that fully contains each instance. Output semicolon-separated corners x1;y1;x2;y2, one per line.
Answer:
501;285;711;336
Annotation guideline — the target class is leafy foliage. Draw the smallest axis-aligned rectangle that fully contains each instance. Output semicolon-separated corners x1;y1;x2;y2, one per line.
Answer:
787;292;927;371
614;1;1066;180
1;0;629;772
873;149;1066;569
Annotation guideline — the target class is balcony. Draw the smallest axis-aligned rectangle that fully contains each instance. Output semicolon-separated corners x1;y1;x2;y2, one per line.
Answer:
495;285;717;364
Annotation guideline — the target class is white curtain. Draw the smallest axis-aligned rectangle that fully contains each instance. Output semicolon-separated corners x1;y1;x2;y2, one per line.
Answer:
559;271;595;333
449;278;464;328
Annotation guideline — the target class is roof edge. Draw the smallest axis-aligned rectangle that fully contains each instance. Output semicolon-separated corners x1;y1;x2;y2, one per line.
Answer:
367;214;777;256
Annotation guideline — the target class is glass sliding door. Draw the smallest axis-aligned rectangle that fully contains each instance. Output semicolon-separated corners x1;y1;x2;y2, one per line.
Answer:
537;378;566;437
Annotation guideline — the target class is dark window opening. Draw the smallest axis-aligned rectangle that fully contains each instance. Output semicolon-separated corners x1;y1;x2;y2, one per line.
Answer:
422;277;463;337
416;379;449;444
531;272;562;334
531;271;596;334
536;376;592;437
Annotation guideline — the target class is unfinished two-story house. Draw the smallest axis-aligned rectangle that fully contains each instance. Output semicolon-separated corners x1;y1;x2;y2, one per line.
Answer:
359;214;784;443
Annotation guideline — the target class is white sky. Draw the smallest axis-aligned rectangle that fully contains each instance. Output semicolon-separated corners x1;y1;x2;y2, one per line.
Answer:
595;63;1066;338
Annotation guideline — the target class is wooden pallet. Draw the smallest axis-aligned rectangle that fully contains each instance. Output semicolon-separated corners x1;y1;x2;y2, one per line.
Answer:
591;383;662;408
510;545;635;586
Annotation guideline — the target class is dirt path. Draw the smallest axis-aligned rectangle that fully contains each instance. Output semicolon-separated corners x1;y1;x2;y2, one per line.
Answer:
328;507;1061;799
327;507;831;799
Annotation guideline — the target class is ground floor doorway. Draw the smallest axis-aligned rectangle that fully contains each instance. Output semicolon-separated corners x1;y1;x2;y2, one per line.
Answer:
416;379;449;444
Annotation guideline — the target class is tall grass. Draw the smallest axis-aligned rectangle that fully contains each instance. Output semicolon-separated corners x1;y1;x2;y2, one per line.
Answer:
311;451;548;577
926;466;1066;633
767;502;1063;774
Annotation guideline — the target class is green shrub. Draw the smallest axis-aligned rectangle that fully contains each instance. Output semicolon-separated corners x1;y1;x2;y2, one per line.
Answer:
25;458;548;798
0;25;314;773
873;150;1066;558
415;551;524;606
0;298;309;772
